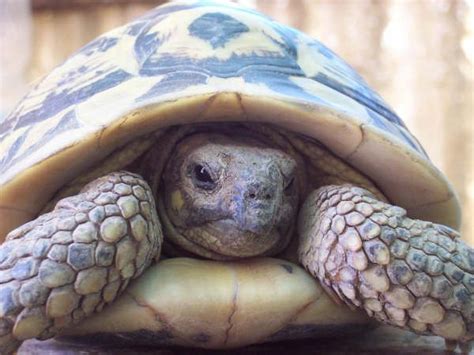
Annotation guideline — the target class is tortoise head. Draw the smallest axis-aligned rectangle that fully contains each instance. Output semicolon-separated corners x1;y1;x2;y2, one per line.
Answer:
158;132;300;260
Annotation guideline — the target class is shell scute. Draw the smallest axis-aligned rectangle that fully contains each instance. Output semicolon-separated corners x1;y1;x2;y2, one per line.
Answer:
0;0;460;236
1;2;408;163
188;12;250;49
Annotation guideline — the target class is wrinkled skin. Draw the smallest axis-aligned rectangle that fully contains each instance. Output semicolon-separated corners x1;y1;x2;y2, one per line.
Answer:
0;131;472;354
158;133;299;260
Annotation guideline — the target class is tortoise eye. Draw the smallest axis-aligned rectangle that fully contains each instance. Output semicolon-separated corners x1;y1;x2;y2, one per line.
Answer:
284;176;295;194
191;164;216;190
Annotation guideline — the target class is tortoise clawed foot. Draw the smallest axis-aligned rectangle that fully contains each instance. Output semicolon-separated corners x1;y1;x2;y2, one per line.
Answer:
299;185;473;345
0;172;162;354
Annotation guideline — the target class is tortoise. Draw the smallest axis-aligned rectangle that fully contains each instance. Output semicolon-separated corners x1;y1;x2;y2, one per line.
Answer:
0;1;472;353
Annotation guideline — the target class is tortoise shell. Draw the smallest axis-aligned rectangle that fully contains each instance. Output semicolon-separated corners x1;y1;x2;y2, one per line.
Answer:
0;0;460;241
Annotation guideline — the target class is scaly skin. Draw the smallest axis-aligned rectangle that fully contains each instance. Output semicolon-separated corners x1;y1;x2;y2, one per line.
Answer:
0;172;162;354
1;134;472;353
155;131;300;260
298;185;473;352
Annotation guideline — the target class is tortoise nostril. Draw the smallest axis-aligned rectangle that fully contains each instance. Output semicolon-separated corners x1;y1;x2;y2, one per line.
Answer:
247;191;272;200
246;182;275;201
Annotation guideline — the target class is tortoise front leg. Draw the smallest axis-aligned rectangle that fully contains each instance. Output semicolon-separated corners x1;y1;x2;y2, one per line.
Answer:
0;172;162;354
298;185;473;353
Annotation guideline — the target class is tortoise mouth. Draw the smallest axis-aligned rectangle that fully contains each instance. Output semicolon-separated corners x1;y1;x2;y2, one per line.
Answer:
157;187;294;261
179;218;288;259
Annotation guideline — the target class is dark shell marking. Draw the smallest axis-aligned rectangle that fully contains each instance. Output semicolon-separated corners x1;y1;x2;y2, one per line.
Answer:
189;12;250;49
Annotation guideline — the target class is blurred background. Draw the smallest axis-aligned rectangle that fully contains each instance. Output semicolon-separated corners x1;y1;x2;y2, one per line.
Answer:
0;0;472;242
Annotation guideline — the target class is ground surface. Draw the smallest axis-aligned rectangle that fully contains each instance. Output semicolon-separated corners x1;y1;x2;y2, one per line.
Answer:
19;326;458;354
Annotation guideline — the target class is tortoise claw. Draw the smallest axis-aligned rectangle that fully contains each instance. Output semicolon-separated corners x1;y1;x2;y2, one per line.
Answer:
459;340;473;354
445;339;473;354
